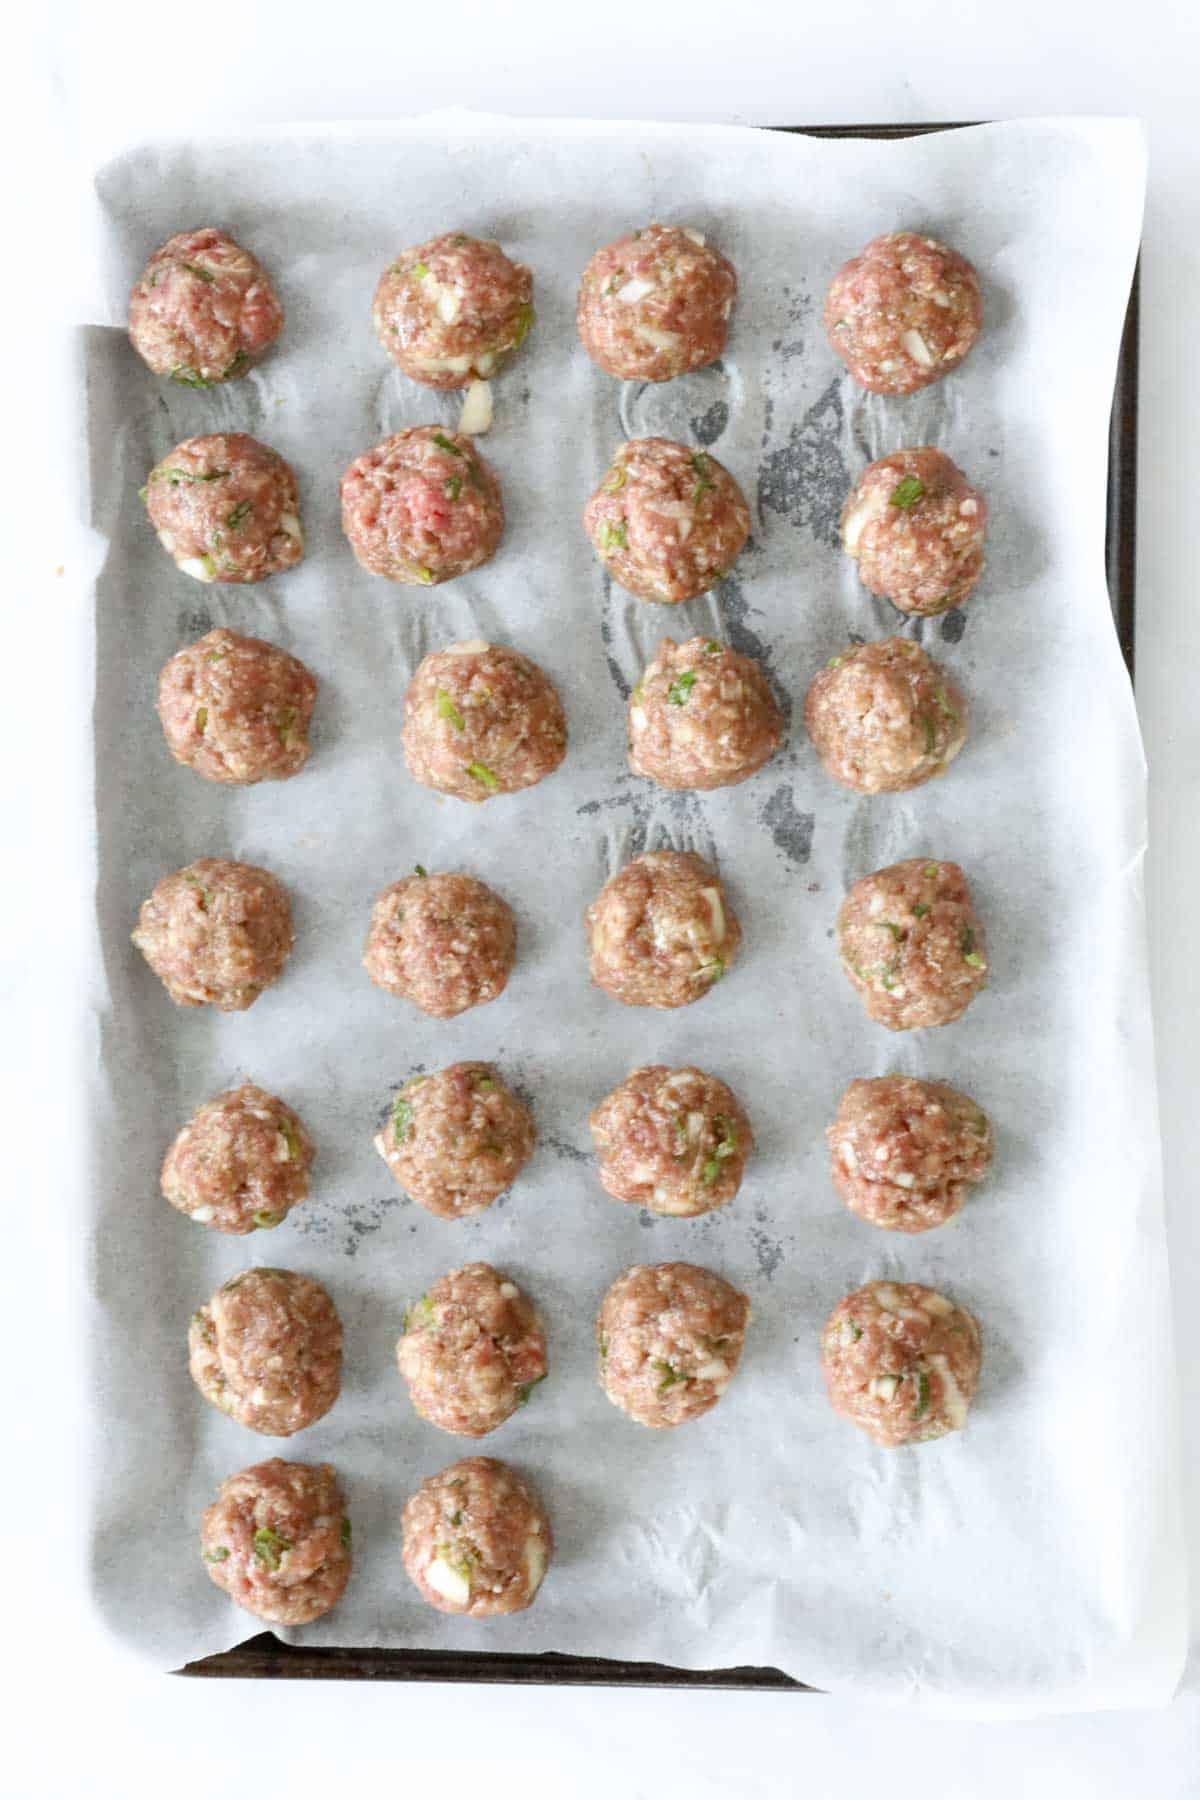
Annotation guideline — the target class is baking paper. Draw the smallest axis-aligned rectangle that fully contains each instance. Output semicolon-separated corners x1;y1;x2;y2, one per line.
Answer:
79;114;1184;1713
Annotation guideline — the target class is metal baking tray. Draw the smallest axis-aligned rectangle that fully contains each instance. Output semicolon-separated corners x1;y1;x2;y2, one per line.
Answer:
179;120;1140;1689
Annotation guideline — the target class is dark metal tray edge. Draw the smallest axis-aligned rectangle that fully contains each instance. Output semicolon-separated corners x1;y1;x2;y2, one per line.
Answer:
178;117;1139;1691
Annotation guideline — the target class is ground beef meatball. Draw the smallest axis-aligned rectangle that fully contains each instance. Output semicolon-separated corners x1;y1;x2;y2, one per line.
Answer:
128;227;283;385
841;449;987;616
143;434;303;585
190;1268;342;1433
820;1281;982;1447
583;438;750;603
396;1264;547;1436
586;850;740;1009
629;636;783;790
828;1077;993;1233
157;627;317;785
824;231;982;395
375;1063;536;1220
577;224;736;382
362;869;515;1017
200;1459;351;1625
589;1066;752;1217
837;858;988;1031
598;1263;750;1429
372;232;533;389
401;1457;551;1616
162;1083;313;1235
804;638;967;794
340;428;503;586
132;858;294;1011
401;641;566;801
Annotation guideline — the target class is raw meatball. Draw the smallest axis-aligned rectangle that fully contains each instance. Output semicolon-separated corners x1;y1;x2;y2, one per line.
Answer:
804;637;967;794
841;449;987;615
401;1457;551;1616
396;1263;547;1436
200;1458;351;1625
372;232;533;388
374;1063;536;1220
827;1076;993;1233
629;636;783;790
824;231;982;395
132;858;294;1011
820;1281;982;1447
190;1268;342;1433
401;641;566;801
583;438;750;603
589;1065;752;1217
837;858;988;1031
161;1082;313;1235
577;224;736;382
340;428;503;586
362;869;515;1018
128;227;283;385
143;434;303;585
597;1262;750;1428
157;627;317;785
586;850;740;1009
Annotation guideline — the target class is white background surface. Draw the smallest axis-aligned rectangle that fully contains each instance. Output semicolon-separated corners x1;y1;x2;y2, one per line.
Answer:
5;1;1200;1795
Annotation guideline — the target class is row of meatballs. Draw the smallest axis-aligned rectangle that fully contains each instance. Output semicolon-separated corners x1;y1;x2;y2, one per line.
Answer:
198;1264;983;1628
138;424;986;619
133;853;989;1030
128;222;981;399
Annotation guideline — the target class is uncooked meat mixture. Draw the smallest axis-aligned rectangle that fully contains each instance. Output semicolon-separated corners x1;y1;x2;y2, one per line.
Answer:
200;1458;352;1624
827;1076;993;1233
841;448;987;615
362;869;516;1017
373;232;533;388
824;231;982;394
820;1280;982;1446
589;1065;752;1217
190;1268;342;1434
804;637;967;794
577;224;736;381
128;227;283;385
143;434;303;584
157;627;317;785
629;636;783;790
586;850;741;1009
340;427;503;585
396;1263;547;1436
132;858;294;1011
583;437;750;603
837;857;988;1031
374;1062;536;1220
161;1082;314;1235
401;1457;552;1616
598;1262;751;1428
401;641;566;801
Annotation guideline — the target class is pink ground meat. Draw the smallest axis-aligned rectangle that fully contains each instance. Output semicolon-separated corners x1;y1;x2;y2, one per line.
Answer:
375;1062;536;1220
200;1459;351;1625
827;1076;993;1233
629;636;783;790
190;1268;342;1434
586;850;741;1009
362;869;516;1017
589;1065;752;1217
824;231;982;395
340;427;503;585
143;434;303;585
132;858;294;1011
583;437;750;603
373;232;533;388
402;1457;552;1616
804;637;967;794
128;226;283;384
157;627;317;785
396;1263;547;1436
598;1262;751;1428
837;857;988;1031
821;1281;982;1446
401;641;566;801
577;224;736;382
841;448;987;616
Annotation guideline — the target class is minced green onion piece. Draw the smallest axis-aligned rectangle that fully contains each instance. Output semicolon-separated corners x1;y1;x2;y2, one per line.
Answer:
701;1156;721;1185
922;714;937;754
224;349;250;378
411;261;430;279
691;451;714;505
652;1359;686;1392
196;706;208;733
933;686;959;722
182;262;215;283
157;467;229;486
226;500;252;530
252;1527;291;1571
444;475;463;501
629;681;644;706
912;1369;931;1420
169;366;212;388
340;1517;352;1549
879;922;902;939
890;477;925;509
598;519;627;553
668;672;697;705
912;902;930;919
703;640;721;655
436;688;465;729
431;431;461;456
827;655;844;668
713;1116;737;1158
203;1546;230;1563
449;1510;464;1527
138;484;148;502
467;761;500;791
964;951;985;968
414;864;427;877
516;1375;546;1406
510;302;535;350
475;1074;495;1090
277;707;298;746
598;1330;609;1359
700;956;725;982
602;464;627;495
848;1321;863;1343
252;1209;283;1229
923;863;939;878
961;926;982;966
280;1116;302;1160
392;1098;414;1141
412;565;435;585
